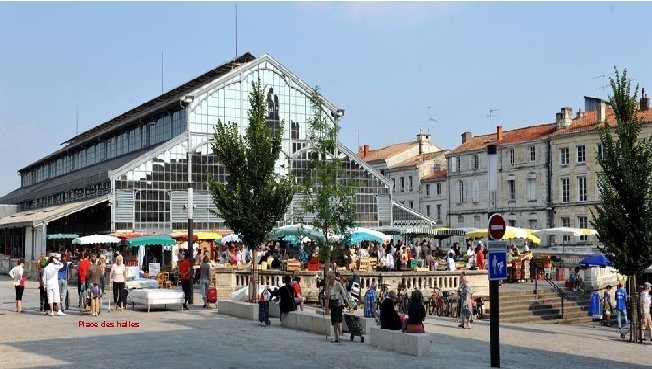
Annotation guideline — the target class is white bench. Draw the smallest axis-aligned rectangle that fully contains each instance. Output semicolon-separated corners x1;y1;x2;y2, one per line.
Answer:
218;300;258;321
281;310;333;336
128;289;185;313
369;327;433;356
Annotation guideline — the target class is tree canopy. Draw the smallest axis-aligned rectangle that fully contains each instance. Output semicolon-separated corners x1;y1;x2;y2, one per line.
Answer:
208;79;295;250
299;89;357;266
591;67;652;276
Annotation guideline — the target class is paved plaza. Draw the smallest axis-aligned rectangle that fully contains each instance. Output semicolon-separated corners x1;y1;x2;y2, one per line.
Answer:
0;275;649;369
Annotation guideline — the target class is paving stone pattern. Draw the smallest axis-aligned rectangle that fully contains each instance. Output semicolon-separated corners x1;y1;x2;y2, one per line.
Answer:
0;276;649;369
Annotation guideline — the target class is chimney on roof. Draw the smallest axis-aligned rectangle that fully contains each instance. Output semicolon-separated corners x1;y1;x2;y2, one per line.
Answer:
598;101;607;123
640;88;649;111
496;125;503;141
576;109;585;119
461;131;473;144
417;132;431;155
358;145;370;158
556;107;573;129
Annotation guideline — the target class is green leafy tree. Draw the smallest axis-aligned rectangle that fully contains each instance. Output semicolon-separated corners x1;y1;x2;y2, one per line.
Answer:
299;89;357;275
591;67;652;341
209;79;295;299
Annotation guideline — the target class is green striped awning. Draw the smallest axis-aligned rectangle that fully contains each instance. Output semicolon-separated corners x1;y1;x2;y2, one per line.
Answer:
401;228;466;237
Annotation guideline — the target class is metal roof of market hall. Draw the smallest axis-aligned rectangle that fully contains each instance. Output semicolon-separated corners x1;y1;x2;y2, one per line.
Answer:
19;52;257;174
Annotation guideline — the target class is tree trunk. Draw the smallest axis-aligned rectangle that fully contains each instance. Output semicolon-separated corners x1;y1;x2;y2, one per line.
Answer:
249;246;259;303
629;275;639;343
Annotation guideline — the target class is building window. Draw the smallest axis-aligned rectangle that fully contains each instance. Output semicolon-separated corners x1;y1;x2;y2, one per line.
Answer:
509;149;515;165
530;146;536;162
578;176;587;202
457;215;464;226
528;177;537;201
426;184;430;197
529;219;537;230
426;205;431;217
578;216;588;241
436;183;441;195
472;180;479;203
392;178;395;190
508;179;516;201
436;204;442;221
577;145;586;163
474;215;481;228
561;217;571;242
458;180;465;203
409;176;413;192
560;147;569;166
409;201;414;209
597;143;604;160
450;157;457;173
401;177;405;192
472;155;479;170
456;156;461;172
561;178;570;203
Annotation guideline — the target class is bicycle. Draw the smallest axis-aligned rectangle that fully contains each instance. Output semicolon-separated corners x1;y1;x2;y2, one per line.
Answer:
429;288;444;316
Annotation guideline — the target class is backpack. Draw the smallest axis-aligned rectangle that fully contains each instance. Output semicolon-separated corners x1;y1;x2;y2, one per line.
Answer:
260;289;271;302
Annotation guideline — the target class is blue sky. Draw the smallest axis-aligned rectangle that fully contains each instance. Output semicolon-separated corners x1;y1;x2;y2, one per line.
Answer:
1;2;651;197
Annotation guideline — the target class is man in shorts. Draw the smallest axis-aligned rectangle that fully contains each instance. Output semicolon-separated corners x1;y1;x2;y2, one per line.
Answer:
42;256;65;316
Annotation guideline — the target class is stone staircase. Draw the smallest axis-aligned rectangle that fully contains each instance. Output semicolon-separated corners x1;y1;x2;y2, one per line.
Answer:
497;286;593;324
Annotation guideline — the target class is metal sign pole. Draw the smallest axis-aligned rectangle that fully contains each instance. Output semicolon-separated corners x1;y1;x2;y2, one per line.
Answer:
487;143;500;368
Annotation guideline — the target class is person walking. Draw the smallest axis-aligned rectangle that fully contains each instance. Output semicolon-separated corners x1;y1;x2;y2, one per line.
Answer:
364;281;378;320
602;285;613;327
278;275;297;322
8;259;26;313
199;256;211;308
110;255;127;310
640;282;652;342
615;280;629;329
98;255;107;295
178;254;192;310
42;256;65;316
458;275;473;329
327;272;348;343
86;255;102;316
77;253;91;308
57;254;69;312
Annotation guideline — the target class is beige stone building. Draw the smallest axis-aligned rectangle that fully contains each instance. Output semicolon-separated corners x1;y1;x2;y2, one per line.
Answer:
358;133;448;226
420;166;448;225
548;95;652;247
446;124;555;230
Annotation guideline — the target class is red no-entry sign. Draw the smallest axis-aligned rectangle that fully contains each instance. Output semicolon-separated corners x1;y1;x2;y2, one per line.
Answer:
488;214;506;240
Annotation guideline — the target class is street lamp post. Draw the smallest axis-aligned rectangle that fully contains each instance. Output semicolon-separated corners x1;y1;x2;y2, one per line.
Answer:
182;95;195;305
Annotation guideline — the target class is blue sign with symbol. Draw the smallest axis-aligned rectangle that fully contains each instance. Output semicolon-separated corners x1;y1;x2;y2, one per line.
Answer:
488;251;507;281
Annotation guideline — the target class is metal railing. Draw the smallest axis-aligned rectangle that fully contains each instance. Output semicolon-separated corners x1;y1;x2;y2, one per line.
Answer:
541;269;567;319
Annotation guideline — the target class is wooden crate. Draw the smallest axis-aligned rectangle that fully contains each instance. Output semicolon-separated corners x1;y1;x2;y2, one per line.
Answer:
286;258;301;272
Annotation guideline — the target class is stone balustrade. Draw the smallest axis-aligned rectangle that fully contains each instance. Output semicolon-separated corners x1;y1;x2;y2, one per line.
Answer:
212;268;489;303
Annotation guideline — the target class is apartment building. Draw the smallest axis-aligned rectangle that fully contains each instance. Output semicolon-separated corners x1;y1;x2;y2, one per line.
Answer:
358;132;448;225
446;124;555;230
549;95;652;245
420;165;448;225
